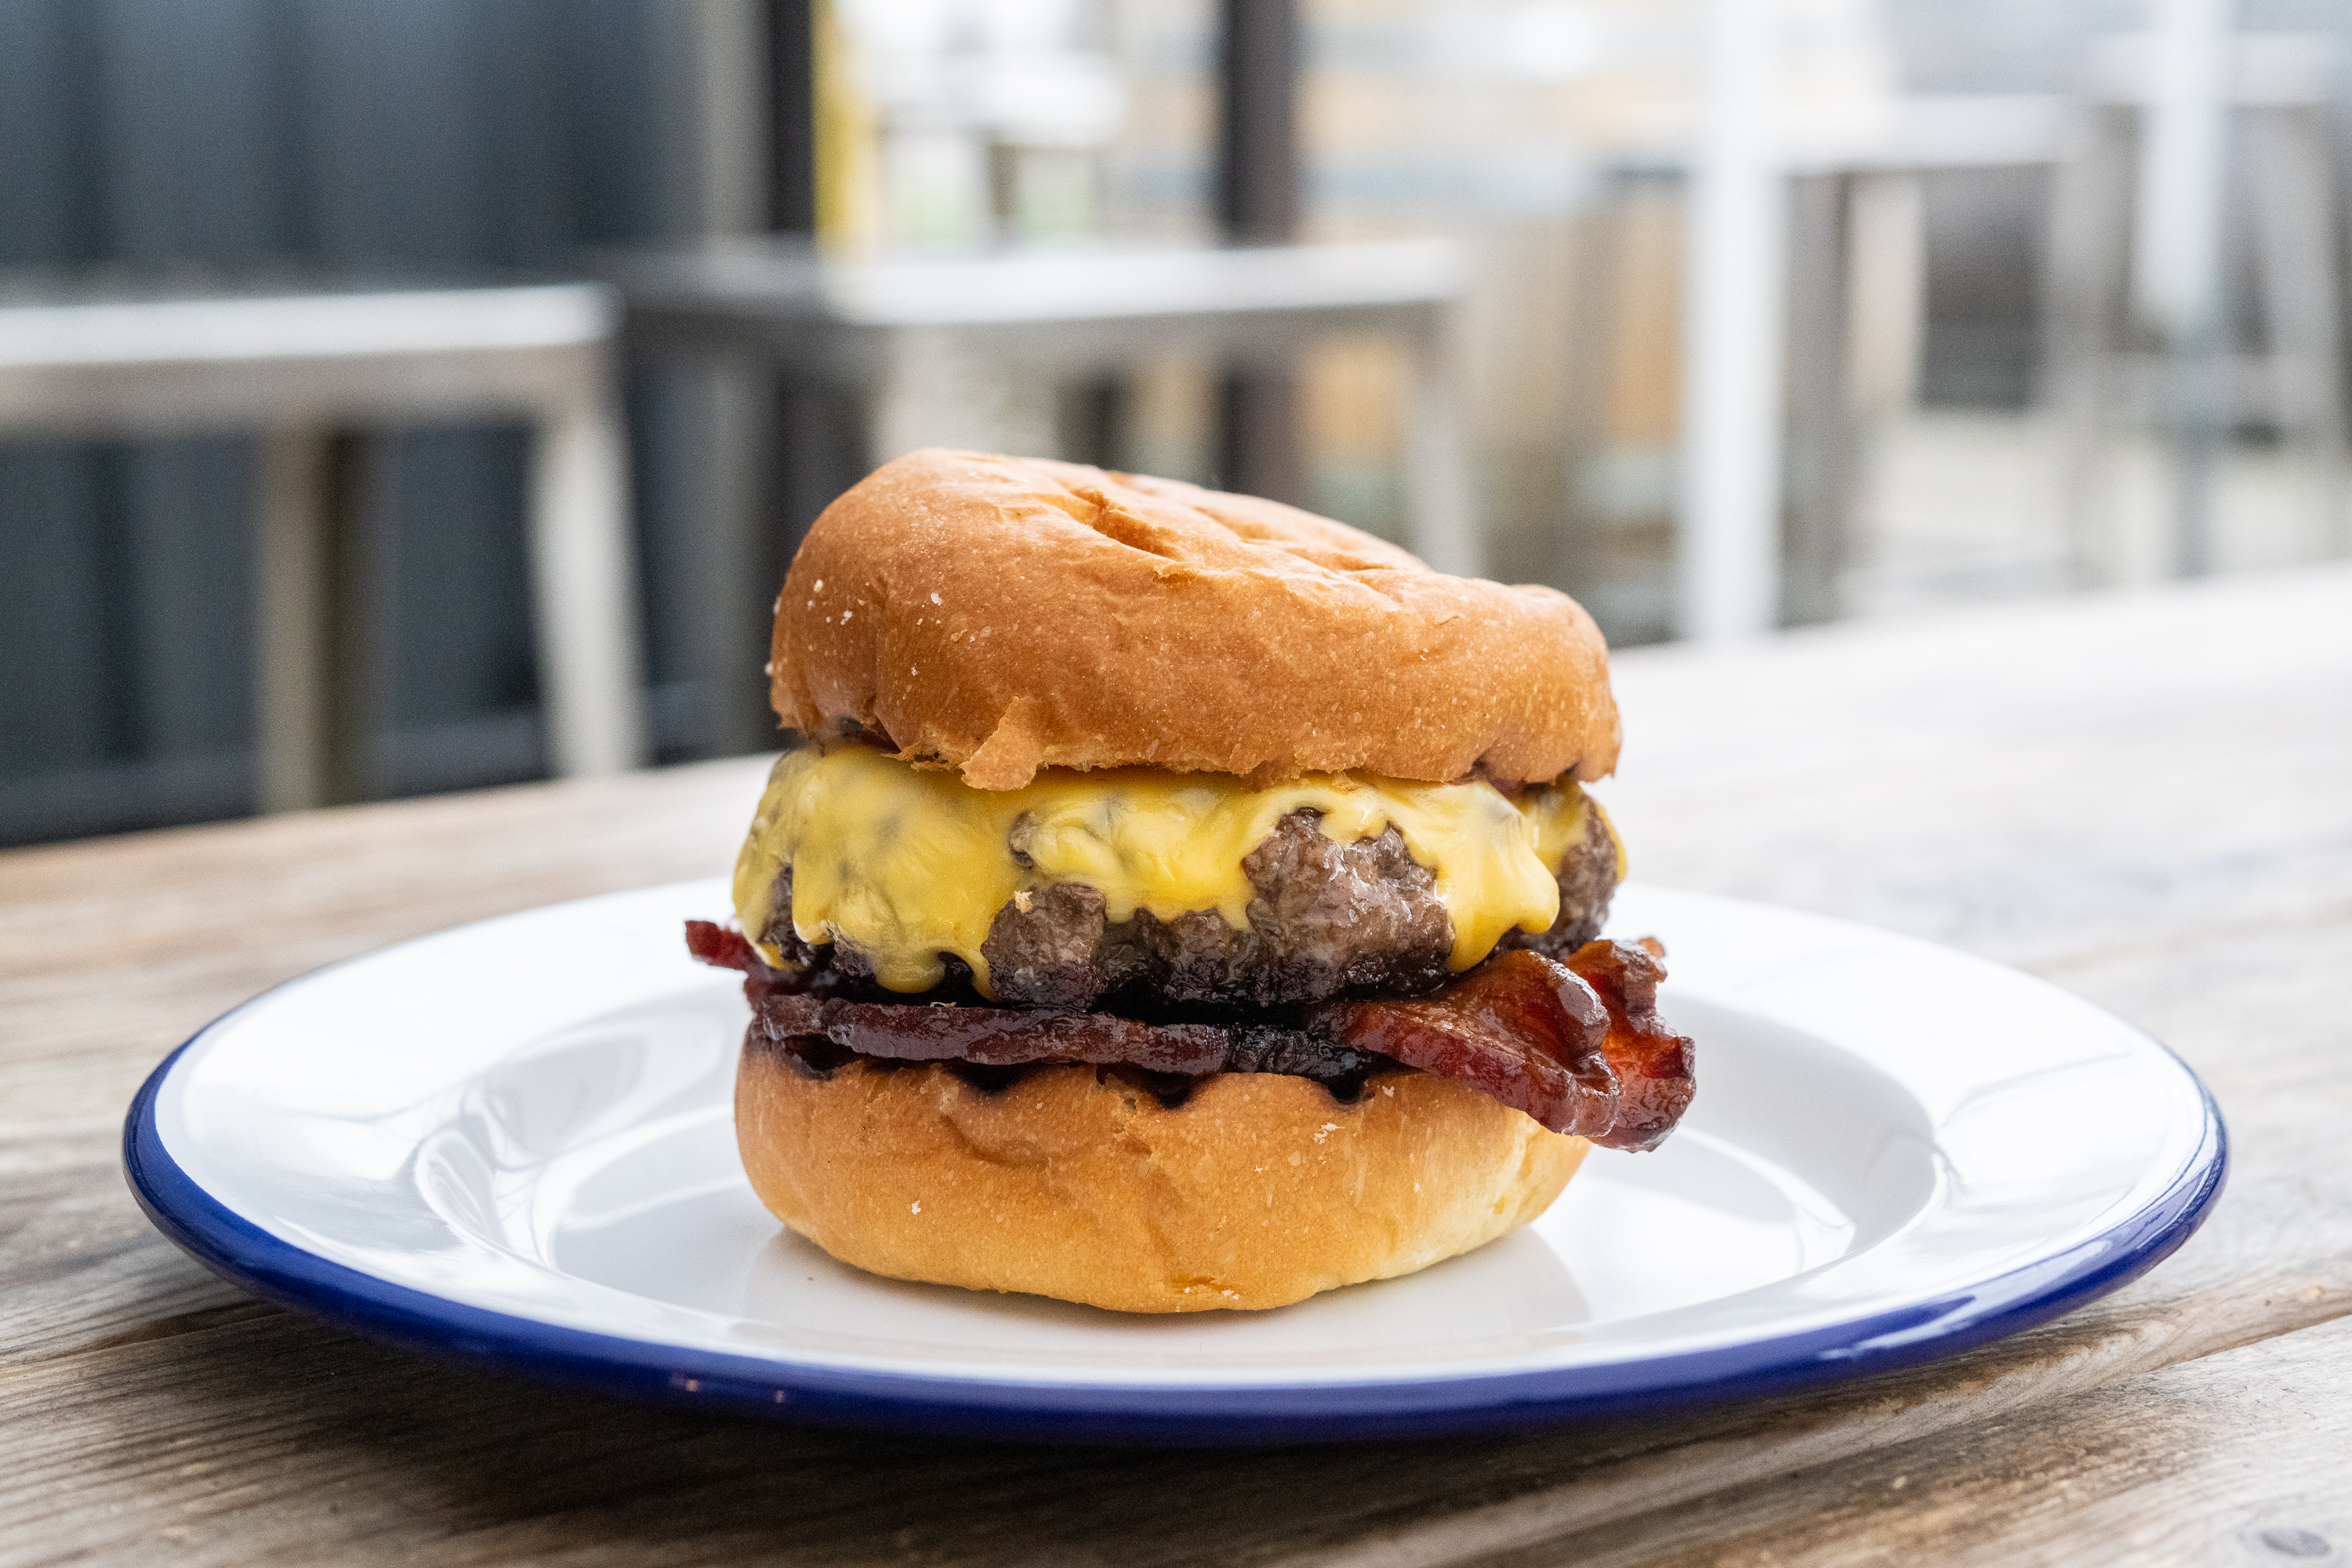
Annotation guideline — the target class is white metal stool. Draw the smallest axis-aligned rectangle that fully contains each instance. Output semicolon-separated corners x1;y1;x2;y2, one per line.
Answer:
0;283;644;812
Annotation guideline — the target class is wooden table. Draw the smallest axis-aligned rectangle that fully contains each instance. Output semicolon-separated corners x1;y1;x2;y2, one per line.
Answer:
5;564;2349;1565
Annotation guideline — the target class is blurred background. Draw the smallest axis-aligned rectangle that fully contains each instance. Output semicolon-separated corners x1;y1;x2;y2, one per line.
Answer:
4;0;2348;847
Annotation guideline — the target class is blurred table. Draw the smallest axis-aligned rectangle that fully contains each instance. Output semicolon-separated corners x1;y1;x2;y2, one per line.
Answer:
604;238;1478;575
1603;92;2071;179
0;281;644;808
1602;94;2072;629
5;566;2350;1563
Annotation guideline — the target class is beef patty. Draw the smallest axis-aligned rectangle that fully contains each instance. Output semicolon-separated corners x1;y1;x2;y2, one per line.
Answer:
757;798;1620;1010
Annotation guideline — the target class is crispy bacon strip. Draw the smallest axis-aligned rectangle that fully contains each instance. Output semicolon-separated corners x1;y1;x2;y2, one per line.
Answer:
754;990;1235;1074
684;920;769;978
684;920;1695;1150
684;920;852;1004
1308;949;1619;1140
1564;938;1695;1152
1308;944;1693;1151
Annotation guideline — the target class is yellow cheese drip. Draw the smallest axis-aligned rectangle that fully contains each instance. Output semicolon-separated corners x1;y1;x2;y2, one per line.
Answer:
732;744;1595;996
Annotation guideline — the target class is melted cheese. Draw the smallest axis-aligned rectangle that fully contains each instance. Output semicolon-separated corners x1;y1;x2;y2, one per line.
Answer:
733;743;1601;996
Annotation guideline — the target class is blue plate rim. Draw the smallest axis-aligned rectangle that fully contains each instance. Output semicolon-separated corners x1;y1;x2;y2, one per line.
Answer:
123;1017;2228;1446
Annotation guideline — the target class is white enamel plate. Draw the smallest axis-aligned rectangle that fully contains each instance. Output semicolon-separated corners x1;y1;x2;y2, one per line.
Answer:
127;881;2223;1444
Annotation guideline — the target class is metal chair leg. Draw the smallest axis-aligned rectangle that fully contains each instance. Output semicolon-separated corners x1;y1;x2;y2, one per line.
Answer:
2042;104;2134;586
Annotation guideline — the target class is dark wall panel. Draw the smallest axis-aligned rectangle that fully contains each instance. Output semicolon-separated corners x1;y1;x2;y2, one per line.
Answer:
96;0;299;263
0;0;699;844
0;452;133;777
0;1;104;264
120;439;256;760
379;427;539;730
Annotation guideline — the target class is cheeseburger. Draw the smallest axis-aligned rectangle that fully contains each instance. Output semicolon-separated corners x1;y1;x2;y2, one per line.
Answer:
688;448;1693;1312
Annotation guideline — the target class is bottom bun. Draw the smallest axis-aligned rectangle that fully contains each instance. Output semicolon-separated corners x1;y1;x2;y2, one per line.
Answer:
735;1049;1590;1312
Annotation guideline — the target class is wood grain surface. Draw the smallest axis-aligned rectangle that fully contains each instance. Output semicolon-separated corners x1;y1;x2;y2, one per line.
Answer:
4;564;2348;1567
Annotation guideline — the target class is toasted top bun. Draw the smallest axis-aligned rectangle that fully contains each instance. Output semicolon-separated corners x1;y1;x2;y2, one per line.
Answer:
771;449;1621;789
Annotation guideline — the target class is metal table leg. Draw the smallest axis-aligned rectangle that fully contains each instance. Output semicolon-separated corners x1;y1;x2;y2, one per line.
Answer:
528;386;646;778
253;426;370;812
1781;171;1855;627
1403;311;1479;579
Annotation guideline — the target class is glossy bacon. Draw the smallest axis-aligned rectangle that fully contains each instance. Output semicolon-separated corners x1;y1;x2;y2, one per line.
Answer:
684;919;769;978
1309;949;1621;1140
1564;937;1696;1152
753;989;1233;1074
685;920;1695;1150
685;919;844;1003
1305;942;1695;1149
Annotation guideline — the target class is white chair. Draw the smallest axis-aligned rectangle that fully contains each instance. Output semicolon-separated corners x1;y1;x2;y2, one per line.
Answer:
2043;34;2347;580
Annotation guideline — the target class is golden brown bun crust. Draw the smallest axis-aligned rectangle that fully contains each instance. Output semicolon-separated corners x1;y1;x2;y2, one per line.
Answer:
771;449;1621;789
736;1053;1589;1312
